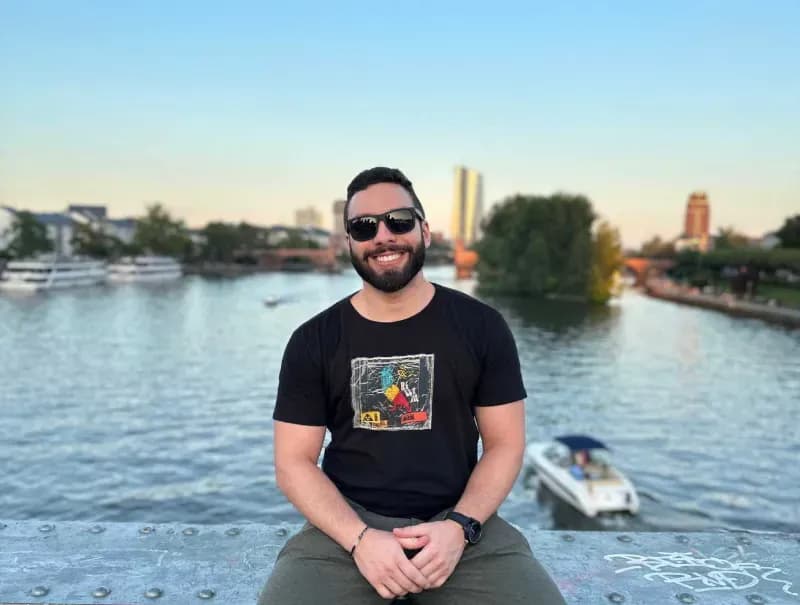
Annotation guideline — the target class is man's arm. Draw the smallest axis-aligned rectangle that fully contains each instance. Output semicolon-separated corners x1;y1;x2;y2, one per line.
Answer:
451;400;526;522
274;420;430;598
392;400;525;587
273;420;364;550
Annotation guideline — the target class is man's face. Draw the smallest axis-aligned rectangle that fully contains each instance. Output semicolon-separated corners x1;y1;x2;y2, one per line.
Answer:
346;182;430;293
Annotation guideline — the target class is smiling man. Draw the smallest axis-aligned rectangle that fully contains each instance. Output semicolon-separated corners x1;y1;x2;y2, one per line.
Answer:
258;167;565;604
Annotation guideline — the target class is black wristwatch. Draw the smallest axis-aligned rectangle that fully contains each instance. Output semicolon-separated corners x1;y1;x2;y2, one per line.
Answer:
444;510;482;545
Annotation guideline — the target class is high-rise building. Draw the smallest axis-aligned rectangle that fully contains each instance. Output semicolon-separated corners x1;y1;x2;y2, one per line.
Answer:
295;206;322;229
451;166;483;246
682;191;711;252
330;199;348;254
332;200;346;236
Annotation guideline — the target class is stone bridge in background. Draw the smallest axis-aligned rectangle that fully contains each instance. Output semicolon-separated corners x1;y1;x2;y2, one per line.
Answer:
624;257;675;286
258;248;337;272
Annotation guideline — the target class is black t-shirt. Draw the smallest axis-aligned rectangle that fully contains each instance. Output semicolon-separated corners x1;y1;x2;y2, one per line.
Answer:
272;283;527;519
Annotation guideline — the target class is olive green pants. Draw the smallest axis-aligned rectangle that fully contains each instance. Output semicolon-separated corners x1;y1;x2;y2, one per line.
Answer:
258;502;566;605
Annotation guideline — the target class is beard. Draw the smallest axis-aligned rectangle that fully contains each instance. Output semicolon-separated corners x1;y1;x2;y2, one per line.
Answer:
350;239;426;293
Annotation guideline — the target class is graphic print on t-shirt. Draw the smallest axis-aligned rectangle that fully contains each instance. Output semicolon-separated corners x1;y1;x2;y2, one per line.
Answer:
351;354;434;431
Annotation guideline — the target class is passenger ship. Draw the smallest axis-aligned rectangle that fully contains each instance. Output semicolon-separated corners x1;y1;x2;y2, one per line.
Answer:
107;256;182;283
0;257;107;292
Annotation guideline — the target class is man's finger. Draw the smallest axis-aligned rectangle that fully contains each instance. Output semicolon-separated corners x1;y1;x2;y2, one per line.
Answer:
395;535;429;549
374;583;394;600
391;568;421;594
410;546;436;569
393;524;430;538
421;561;444;578
383;577;406;598
399;558;430;590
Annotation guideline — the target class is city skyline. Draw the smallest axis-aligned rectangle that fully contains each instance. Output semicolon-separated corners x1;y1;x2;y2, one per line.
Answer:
1;2;797;248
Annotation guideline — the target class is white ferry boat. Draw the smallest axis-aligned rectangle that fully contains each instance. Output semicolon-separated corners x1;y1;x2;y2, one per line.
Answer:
0;257;107;292
107;256;182;283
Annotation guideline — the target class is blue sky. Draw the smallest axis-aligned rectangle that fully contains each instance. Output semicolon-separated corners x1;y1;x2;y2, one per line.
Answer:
1;1;797;246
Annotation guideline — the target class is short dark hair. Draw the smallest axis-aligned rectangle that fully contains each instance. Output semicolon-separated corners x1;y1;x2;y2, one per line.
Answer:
344;167;425;229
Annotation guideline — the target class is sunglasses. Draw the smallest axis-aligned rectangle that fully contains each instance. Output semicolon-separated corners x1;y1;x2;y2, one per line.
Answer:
346;207;425;242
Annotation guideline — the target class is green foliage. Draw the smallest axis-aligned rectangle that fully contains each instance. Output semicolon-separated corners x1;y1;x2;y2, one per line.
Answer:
71;223;124;259
672;247;800;274
133;203;193;259
201;222;240;262
278;229;320;249
776;214;800;248
4;211;53;258
638;235;676;258
589;221;623;304
714;226;750;250
475;193;596;298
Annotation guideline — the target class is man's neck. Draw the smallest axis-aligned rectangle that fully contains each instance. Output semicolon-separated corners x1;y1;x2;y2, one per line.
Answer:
351;273;435;323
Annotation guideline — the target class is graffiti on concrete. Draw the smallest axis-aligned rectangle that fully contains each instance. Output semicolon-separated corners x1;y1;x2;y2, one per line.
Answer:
605;551;798;597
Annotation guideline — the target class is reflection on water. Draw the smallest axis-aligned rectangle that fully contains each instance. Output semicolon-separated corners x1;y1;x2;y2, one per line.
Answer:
1;265;798;532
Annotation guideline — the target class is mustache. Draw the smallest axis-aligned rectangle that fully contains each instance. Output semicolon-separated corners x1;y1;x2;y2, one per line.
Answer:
363;245;413;261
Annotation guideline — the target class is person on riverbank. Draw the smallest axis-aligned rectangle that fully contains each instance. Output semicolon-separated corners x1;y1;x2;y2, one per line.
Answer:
258;167;565;604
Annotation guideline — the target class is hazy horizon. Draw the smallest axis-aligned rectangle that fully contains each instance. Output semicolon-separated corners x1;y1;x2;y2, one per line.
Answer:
2;1;797;248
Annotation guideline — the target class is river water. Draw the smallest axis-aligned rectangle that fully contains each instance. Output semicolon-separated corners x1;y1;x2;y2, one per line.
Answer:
1;266;798;533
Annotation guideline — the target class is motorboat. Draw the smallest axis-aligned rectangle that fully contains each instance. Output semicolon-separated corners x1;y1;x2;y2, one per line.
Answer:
525;435;639;517
108;256;182;282
0;256;107;292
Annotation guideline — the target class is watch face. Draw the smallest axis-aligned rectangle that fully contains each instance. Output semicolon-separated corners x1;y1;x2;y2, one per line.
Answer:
467;520;482;544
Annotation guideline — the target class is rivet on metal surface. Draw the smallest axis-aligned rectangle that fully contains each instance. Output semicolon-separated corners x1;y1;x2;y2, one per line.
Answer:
561;534;575;542
139;526;156;535
145;587;164;599
89;525;106;534
676;593;696;604
746;595;766;604
30;586;49;597
276;528;288;537
737;536;752;545
183;527;199;536
606;592;625;603
676;535;690;544
93;587;111;598
38;523;55;533
197;589;216;599
226;527;241;536
616;535;633;543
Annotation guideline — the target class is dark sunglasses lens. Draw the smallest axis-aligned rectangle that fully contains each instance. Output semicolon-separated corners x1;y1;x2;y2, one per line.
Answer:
385;209;416;234
349;217;378;241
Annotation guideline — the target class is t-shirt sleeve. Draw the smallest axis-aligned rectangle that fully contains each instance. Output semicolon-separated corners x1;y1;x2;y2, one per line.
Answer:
473;309;527;406
272;326;327;426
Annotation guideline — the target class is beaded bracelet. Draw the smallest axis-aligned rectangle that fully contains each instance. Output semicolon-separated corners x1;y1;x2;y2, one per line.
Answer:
349;525;369;557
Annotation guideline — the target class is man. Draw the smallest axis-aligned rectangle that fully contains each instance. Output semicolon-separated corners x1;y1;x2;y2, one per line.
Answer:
259;167;565;604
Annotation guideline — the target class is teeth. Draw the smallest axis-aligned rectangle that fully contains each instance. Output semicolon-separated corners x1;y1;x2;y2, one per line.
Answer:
374;252;402;263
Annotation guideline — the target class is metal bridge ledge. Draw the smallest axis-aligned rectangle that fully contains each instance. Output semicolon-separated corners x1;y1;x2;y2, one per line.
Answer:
1;520;798;604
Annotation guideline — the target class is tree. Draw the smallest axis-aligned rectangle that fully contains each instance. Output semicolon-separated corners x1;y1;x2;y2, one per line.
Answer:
589;221;624;304
133;203;193;258
278;229;320;249
71;223;123;258
201;222;240;262
475;193;595;298
776;215;800;248
639;235;675;258
714;226;750;250
4;211;53;259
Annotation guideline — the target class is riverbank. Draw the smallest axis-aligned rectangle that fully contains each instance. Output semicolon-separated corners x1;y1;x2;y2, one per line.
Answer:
646;278;800;328
2;520;798;604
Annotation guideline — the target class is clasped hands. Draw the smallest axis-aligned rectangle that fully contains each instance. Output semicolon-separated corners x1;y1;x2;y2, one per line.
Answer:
352;520;466;600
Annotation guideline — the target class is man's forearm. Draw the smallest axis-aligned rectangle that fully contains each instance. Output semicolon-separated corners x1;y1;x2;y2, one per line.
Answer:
452;444;523;523
276;461;365;551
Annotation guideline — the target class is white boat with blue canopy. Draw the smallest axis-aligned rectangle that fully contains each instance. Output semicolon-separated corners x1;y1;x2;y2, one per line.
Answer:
525;434;640;517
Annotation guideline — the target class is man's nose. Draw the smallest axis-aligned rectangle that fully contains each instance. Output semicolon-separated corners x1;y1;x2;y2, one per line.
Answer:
372;219;397;244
